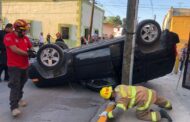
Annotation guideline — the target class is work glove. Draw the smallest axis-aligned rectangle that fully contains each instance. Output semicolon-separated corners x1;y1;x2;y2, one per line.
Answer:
27;49;37;58
99;111;108;117
106;101;116;111
108;101;116;106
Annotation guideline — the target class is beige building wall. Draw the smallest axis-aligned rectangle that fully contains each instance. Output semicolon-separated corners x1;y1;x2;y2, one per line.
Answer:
2;0;79;45
162;8;190;51
81;1;104;37
103;23;114;38
2;0;104;47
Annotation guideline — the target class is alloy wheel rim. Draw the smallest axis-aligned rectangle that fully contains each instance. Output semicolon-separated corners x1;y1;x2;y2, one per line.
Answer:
140;23;158;43
40;48;60;67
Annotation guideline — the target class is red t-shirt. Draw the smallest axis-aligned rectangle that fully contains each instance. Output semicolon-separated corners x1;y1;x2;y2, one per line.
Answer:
4;32;32;69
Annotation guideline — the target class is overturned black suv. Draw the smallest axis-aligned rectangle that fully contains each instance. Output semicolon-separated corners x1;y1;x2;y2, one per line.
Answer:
29;20;179;90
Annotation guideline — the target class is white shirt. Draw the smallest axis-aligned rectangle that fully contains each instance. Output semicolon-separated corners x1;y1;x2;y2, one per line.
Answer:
39;35;44;43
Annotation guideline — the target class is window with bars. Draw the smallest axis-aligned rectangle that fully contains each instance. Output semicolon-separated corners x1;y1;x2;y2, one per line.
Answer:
61;27;69;39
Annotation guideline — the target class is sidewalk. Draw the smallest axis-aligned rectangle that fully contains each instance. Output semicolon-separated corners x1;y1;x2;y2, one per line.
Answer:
92;73;190;122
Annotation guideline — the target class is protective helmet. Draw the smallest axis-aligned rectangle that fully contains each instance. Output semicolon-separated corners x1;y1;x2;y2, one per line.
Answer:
100;86;113;99
13;19;29;30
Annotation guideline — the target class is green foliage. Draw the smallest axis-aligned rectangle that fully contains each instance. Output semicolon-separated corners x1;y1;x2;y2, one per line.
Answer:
104;16;122;27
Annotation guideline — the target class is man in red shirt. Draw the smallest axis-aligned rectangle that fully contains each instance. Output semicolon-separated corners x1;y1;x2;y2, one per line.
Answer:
4;19;33;117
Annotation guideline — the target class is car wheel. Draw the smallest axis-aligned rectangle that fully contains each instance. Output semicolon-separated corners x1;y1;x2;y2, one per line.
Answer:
37;44;64;70
55;41;69;50
136;20;161;45
84;78;118;91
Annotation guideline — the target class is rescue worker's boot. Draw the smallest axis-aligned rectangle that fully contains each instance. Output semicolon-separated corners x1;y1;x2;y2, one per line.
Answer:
159;109;172;122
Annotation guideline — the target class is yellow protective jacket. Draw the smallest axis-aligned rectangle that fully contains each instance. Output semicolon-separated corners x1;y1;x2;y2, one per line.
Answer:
107;85;157;118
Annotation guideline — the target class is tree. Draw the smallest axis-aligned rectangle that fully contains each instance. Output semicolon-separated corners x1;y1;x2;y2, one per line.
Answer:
122;18;127;35
104;16;122;27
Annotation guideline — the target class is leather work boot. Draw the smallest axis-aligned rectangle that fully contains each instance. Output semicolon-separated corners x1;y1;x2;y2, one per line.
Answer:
12;108;21;117
160;109;172;122
19;100;27;107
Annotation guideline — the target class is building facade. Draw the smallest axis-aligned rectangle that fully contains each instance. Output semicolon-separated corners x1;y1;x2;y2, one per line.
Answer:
2;0;104;47
162;8;190;50
113;26;123;37
103;22;114;39
103;23;123;39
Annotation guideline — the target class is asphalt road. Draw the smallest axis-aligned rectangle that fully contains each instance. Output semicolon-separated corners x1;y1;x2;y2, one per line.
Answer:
1;63;190;122
0;80;104;122
92;74;190;122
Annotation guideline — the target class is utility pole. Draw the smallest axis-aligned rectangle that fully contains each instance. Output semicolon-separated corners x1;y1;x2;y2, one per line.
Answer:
122;0;139;84
89;0;95;41
154;14;156;20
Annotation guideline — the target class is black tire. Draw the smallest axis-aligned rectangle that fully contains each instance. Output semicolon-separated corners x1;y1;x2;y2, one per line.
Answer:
136;20;161;45
37;44;64;70
84;78;118;92
55;41;69;49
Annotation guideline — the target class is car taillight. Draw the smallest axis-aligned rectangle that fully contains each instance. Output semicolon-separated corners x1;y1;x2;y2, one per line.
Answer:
32;78;39;82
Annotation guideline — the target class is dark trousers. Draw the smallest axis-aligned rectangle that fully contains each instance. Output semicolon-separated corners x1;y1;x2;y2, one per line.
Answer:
180;60;184;71
39;42;44;48
0;64;9;81
8;67;28;110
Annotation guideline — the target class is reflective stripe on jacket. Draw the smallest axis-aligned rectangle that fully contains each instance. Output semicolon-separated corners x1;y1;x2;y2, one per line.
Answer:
108;85;157;118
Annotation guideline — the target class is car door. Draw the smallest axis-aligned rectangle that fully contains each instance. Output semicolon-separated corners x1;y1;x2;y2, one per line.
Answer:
74;48;114;80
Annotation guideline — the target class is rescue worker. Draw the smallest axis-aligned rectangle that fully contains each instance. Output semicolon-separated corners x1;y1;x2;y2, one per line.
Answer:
4;19;34;117
99;85;173;122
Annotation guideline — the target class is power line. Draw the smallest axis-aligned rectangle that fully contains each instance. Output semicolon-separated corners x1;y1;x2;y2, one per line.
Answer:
96;0;125;17
2;3;190;11
149;0;154;18
98;4;177;10
3;2;190;8
97;3;190;8
103;7;115;16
